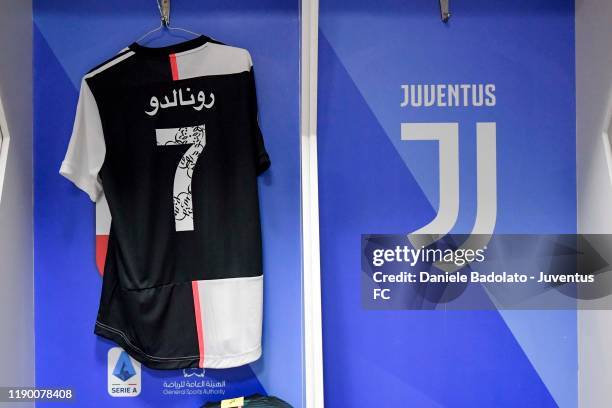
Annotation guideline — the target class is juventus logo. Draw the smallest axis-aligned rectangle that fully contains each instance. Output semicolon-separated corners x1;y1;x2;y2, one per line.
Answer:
402;122;497;272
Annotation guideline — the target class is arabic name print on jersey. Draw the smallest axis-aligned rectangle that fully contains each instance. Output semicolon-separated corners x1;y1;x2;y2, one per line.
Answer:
156;125;206;232
145;88;215;117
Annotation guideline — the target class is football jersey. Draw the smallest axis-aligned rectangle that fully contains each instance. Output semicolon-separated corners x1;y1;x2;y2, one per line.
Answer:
60;36;270;369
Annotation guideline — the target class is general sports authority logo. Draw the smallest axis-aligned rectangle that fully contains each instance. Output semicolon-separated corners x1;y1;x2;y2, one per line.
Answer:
183;368;206;378
107;347;141;397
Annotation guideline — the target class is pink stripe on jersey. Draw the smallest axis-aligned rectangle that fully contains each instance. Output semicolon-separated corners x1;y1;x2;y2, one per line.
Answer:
169;53;179;80
191;281;205;368
95;235;109;276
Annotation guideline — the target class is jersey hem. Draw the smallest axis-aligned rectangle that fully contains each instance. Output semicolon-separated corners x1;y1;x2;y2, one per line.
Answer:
204;346;262;369
94;321;261;370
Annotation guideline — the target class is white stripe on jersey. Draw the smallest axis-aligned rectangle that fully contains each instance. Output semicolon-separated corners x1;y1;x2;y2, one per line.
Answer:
174;43;253;80
85;50;135;79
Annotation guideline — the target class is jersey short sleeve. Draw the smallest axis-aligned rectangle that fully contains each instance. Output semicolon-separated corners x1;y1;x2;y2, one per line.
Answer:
59;78;106;202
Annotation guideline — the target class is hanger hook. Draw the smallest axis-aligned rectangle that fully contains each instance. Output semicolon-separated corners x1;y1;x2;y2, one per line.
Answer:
439;0;450;23
157;0;171;27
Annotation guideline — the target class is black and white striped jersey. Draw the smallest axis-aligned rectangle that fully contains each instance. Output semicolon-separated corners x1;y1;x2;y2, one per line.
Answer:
60;36;270;369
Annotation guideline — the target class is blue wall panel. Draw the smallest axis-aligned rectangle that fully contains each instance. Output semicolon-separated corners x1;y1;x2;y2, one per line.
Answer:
318;1;577;406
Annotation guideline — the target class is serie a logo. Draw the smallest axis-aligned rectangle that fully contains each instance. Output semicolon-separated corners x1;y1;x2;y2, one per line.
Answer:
107;347;142;397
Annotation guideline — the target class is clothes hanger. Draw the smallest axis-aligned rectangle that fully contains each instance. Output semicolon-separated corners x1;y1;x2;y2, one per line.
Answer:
439;0;451;23
135;0;201;45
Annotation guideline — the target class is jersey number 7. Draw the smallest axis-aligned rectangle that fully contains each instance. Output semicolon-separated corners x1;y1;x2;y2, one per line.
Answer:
156;125;206;232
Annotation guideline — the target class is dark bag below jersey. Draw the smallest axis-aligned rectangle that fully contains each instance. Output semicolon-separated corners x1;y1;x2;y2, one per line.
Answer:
202;394;293;408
